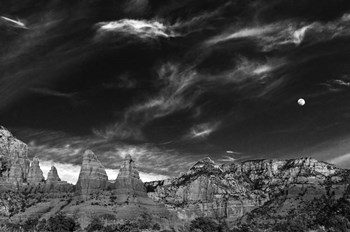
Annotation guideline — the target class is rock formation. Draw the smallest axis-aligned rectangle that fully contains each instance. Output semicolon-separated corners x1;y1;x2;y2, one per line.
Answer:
0;126;30;184
7;155;25;185
27;157;45;184
145;157;348;221
76;150;108;198
46;165;61;182
44;165;74;195
114;154;148;199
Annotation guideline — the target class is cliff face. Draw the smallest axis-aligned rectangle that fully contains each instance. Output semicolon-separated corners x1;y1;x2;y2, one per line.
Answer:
114;154;147;199
75;150;108;198
27;157;45;184
0;126;30;185
145;157;348;221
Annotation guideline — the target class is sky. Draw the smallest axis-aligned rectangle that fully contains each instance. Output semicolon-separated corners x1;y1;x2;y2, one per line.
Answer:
1;0;350;183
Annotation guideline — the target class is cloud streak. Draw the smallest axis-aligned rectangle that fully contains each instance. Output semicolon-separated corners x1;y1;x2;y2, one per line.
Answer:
96;19;177;40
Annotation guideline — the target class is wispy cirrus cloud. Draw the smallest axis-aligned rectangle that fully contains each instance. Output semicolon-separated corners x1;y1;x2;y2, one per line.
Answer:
206;13;350;51
0;16;28;29
186;122;221;139
95;56;287;140
327;153;350;169
96;19;178;40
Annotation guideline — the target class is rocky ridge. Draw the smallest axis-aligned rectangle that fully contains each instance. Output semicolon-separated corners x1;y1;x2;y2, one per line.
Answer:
145;157;349;221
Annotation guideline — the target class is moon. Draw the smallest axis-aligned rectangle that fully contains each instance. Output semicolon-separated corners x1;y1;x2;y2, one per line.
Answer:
298;98;305;106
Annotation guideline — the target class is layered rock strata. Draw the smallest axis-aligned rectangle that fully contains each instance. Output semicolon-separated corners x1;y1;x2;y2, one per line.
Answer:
46;165;61;182
44;165;73;194
76;150;108;198
145;157;347;221
114;154;148;199
27;157;45;184
0;126;30;185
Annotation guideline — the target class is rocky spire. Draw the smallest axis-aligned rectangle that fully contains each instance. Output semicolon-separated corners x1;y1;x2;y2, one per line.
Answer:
46;165;61;182
117;154;141;179
27;156;44;184
76;150;108;198
114;154;147;200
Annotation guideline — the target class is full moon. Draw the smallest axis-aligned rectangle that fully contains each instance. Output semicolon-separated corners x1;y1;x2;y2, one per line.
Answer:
298;98;305;106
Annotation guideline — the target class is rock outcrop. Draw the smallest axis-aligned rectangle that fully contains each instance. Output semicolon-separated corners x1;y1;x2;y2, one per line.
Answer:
0;126;30;185
46;165;61;182
7;155;25;185
145;157;348;221
114;154;148;199
27;157;45;184
76;150;108;198
44;165;74;195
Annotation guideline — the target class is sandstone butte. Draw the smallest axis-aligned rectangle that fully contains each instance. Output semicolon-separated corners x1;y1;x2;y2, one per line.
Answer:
0;125;349;231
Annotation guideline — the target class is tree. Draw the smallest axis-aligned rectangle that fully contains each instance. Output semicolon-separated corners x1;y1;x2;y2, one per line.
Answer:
190;217;221;232
22;217;39;232
45;213;79;232
152;223;161;231
86;217;104;232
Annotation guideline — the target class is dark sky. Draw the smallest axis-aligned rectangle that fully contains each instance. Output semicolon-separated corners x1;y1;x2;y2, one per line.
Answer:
1;0;350;181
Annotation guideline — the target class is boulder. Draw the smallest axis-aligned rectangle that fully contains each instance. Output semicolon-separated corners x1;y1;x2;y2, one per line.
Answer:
76;150;108;198
27;157;45;184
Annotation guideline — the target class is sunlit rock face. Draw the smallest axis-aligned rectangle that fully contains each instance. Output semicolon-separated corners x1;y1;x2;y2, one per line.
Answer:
76;150;108;198
27;157;45;184
0;126;30;185
145;157;347;221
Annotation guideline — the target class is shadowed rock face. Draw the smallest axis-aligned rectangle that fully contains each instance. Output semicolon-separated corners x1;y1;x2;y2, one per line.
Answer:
0;126;30;185
114;155;148;202
27;157;45;184
145;157;349;221
76;150;108;198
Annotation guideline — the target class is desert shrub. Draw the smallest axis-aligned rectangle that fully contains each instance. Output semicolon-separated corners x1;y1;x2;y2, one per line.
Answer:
44;213;79;232
190;217;221;232
21;217;39;232
36;219;47;232
102;225;116;232
2;222;21;232
137;212;152;229
116;220;140;232
102;214;116;221
152;223;161;230
86;217;104;232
